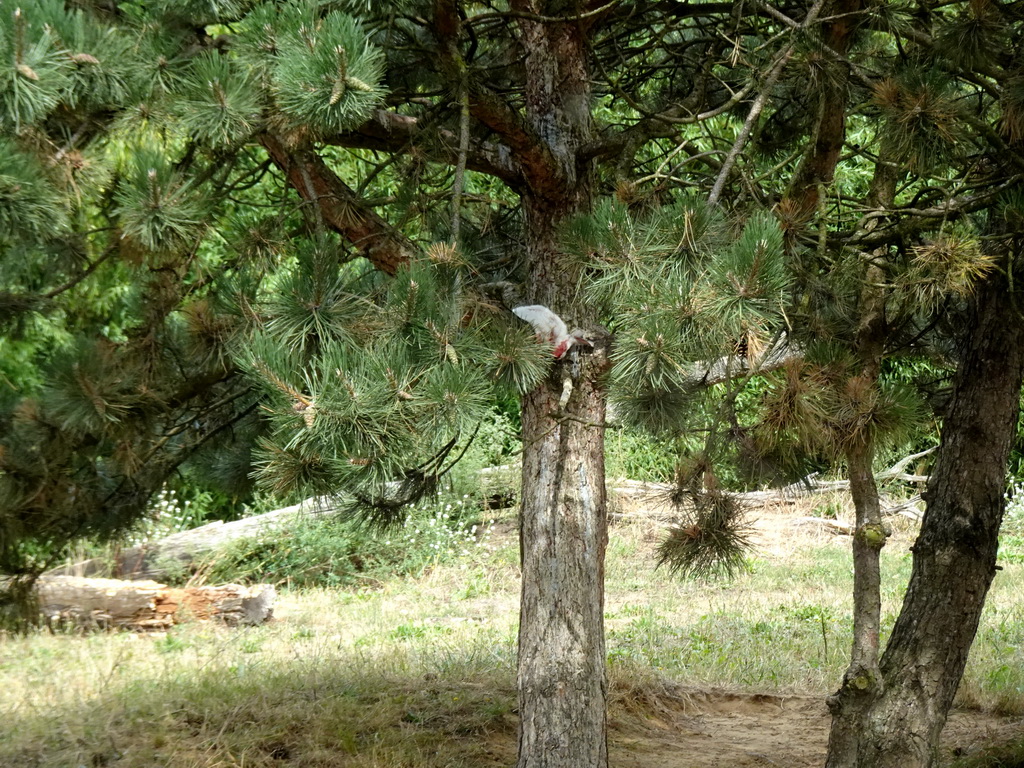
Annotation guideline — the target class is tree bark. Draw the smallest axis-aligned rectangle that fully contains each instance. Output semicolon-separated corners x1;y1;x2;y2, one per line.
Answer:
259;132;414;275
846;263;1024;768
781;0;863;218
825;263;888;768
517;340;610;768
512;6;610;767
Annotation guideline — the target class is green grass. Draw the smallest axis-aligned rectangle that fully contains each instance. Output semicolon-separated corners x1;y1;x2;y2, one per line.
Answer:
3;496;1024;767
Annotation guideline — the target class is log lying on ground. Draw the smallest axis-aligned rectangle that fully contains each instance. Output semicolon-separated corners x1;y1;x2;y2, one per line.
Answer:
36;576;275;630
51;448;932;580
610;448;933;524
48;496;341;581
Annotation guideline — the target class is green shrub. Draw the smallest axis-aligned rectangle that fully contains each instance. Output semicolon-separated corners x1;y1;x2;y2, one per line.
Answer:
447;408;521;503
606;427;677;482
201;494;496;588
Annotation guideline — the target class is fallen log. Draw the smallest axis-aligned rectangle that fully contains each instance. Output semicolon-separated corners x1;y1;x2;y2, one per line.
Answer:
49;496;340;581
36;576;275;630
609;449;933;523
51;448;933;580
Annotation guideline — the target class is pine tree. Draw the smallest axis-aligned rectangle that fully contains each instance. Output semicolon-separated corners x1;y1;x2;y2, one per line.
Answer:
1;2;1022;767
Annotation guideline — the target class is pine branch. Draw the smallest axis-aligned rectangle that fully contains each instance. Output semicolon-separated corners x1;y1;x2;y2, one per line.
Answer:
451;88;470;242
472;0;622;26
708;0;828;205
433;0;560;198
840;177;1022;247
43;244;117;299
259;132;416;275
323;109;525;189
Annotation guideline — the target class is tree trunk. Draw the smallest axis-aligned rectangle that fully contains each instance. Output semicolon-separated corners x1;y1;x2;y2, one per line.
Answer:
825;432;884;767
517;340;610;768
36;576;275;630
825;261;888;768
845;265;1024;768
513;7;609;767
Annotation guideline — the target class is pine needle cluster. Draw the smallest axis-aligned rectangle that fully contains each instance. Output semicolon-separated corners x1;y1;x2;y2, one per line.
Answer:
872;68;968;173
657;490;754;581
895;229;998;315
173;53;262;148
236;3;386;136
114;148;209;254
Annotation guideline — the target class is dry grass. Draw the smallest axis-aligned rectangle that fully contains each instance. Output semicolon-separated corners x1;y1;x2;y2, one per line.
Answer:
2;493;1024;767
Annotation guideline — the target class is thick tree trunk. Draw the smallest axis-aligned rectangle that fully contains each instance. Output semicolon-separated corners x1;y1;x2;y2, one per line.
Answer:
847;266;1024;768
513;6;609;767
517;340;610;768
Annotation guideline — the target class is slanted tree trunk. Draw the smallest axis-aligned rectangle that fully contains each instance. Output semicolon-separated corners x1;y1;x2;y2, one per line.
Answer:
513;7;609;767
842;263;1024;768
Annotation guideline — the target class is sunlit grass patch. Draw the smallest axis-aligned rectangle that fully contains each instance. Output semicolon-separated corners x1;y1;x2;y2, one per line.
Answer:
3;496;1024;767
0;592;520;768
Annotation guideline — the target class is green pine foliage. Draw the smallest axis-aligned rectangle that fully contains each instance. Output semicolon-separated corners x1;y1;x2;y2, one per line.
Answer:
37;0;141;111
240;252;540;525
565;199;792;450
1002;73;1024;144
0;6;70;129
481;327;552;395
261;241;378;356
0;0;1020;607
173;52;262;148
270;6;386;134
42;338;148;436
151;0;253;26
114;147;210;253
934;5;1009;72
0;140;69;241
